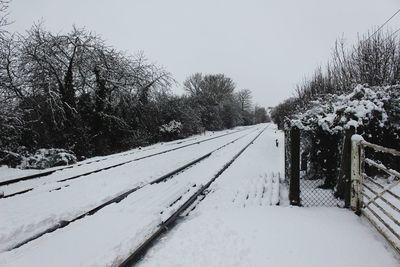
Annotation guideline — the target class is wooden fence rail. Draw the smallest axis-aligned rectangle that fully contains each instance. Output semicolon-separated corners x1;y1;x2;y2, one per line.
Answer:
351;135;400;254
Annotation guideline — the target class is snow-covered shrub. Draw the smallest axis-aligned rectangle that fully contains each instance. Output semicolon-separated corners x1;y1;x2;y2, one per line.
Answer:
159;120;182;134
286;85;400;190
0;150;23;168
274;31;400;198
291;85;391;133
21;148;77;169
293;85;399;155
159;120;184;141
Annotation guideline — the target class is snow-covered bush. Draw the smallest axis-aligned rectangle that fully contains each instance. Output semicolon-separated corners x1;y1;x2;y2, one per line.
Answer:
159;120;183;140
273;30;400;198
291;85;393;134
20;148;77;169
0;148;77;169
160;120;182;133
0;150;23;168
285;85;400;190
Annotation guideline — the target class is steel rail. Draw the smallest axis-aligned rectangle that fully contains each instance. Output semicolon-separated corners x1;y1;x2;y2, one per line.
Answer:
8;128;255;251
0;127;250;188
117;127;266;267
1;127;256;199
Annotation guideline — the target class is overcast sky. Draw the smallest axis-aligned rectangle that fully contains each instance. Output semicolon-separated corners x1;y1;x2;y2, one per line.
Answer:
7;0;400;107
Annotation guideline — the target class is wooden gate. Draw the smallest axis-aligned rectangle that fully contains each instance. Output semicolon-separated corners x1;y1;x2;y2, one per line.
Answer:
351;135;400;254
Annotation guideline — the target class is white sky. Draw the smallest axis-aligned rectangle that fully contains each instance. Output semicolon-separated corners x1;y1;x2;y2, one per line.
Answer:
7;0;400;107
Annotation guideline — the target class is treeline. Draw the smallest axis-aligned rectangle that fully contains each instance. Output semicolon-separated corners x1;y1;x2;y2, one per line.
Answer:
0;4;268;160
0;25;172;157
271;30;400;128
182;73;269;131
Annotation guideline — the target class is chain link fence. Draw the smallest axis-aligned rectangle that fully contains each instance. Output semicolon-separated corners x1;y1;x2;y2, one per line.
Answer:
300;178;343;207
285;126;346;207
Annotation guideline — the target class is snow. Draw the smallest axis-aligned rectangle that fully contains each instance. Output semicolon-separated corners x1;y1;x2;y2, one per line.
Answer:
138;125;399;267
0;126;250;195
159;120;182;133
0;125;265;266
0;127;243;183
300;178;343;207
0;123;398;267
140;207;398;267
363;175;400;246
292;85;393;133
351;134;365;142
0;125;260;252
346;119;359;129
0;166;42;183
18;148;77;169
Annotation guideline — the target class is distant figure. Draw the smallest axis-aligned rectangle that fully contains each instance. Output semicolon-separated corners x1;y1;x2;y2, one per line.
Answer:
275;139;279;147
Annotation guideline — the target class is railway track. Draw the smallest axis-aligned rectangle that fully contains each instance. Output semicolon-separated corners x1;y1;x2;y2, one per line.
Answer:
0;127;255;199
117;126;266;267
6;128;257;251
0;128;249;188
0;144;158;187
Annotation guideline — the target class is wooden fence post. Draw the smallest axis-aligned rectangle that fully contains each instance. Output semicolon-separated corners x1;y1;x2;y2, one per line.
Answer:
336;126;355;207
289;126;300;206
351;134;364;215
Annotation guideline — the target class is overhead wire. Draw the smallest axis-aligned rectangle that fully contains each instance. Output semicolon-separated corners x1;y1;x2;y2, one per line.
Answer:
366;8;400;41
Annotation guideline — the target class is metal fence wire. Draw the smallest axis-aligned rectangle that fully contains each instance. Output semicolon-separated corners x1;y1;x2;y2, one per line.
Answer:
300;177;343;207
285;127;344;207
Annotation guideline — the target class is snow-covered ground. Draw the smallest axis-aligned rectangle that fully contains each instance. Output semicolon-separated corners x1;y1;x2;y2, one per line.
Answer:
0;125;265;266
0;127;247;184
138;207;399;267
0;166;42;184
0;126;252;195
138;126;400;267
0;125;261;252
0;123;398;267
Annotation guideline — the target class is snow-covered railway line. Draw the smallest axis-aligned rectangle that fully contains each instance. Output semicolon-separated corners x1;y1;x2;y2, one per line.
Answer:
0;144;159;187
0;126;266;267
0;131;226;187
6;131;248;251
0;125;263;254
0;126;253;198
118;128;267;267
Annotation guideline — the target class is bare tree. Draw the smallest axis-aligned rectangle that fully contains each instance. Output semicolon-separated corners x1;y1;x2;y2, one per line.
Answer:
184;73;236;105
254;106;269;123
183;72;203;96
0;0;10;34
201;74;235;104
236;89;252;111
